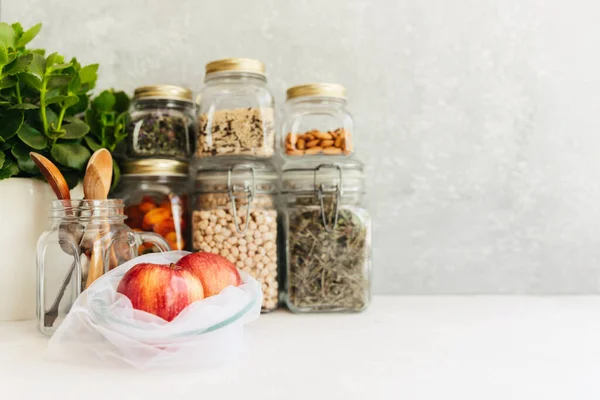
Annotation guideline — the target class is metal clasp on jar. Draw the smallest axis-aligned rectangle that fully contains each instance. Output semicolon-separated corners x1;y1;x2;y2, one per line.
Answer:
227;165;256;233
314;164;343;232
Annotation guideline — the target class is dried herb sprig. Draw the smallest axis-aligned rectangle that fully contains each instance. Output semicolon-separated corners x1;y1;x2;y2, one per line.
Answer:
287;204;369;311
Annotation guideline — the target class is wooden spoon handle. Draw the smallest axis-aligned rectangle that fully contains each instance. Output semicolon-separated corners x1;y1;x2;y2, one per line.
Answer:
29;152;71;200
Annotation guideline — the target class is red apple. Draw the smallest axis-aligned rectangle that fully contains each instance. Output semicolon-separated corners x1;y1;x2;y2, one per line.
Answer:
176;252;242;297
117;262;204;322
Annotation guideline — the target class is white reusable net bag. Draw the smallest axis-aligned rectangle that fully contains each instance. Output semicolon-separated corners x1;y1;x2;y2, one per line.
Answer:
48;251;262;369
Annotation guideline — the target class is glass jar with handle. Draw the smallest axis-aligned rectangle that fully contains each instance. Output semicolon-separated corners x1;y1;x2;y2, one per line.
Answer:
36;199;170;335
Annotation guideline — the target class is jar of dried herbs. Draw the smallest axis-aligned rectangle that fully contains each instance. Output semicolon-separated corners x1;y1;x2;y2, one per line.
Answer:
127;85;195;159
192;162;280;312
282;83;354;157
282;160;371;312
195;58;275;159
111;159;190;253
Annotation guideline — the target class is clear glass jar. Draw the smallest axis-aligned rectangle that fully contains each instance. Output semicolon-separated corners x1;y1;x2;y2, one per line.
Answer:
127;85;195;159
282;83;354;157
195;58;275;159
282;161;371;312
111;159;190;253
36;200;169;335
192;163;279;312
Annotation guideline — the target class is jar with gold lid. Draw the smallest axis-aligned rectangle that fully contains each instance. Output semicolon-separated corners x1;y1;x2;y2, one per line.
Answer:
281;83;354;157
127;84;195;160
195;58;275;159
111;159;190;253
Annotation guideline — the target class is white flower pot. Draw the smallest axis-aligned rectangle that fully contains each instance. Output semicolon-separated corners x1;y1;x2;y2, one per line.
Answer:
0;178;82;321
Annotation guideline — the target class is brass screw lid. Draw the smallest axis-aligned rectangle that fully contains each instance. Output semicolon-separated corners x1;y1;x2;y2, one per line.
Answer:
205;58;266;76
286;83;347;100
121;159;189;176
133;85;193;101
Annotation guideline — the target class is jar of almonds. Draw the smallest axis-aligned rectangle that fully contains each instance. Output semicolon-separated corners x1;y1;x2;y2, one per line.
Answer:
111;159;190;253
281;83;354;157
192;162;279;312
195;58;276;159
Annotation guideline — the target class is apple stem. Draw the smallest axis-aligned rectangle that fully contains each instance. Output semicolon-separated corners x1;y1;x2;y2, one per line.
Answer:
169;263;182;271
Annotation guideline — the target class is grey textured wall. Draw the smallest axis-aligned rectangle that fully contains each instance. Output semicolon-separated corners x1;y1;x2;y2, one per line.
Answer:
5;0;600;294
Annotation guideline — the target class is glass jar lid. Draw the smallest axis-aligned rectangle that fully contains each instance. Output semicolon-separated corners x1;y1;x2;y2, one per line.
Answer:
121;159;189;177
195;162;277;194
286;83;346;101
205;58;266;77
282;159;364;193
133;85;193;102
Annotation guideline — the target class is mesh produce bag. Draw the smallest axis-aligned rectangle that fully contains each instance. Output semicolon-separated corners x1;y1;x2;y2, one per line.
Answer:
48;251;262;369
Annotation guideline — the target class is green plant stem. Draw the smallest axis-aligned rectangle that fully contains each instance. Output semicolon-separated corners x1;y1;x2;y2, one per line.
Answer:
39;78;48;135
15;82;22;104
56;106;66;131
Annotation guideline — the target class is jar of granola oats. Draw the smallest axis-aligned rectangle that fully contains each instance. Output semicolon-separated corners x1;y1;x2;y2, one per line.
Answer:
195;58;275;159
192;162;279;311
127;85;195;160
281;83;354;157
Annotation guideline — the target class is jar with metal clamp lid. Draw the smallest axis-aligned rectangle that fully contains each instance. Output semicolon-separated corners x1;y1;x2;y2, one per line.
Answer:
282;160;372;312
127;84;195;159
111;159;190;253
195;58;275;159
192;162;279;311
282;83;354;157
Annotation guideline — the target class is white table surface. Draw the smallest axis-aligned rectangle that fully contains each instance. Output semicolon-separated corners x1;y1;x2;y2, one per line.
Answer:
1;296;599;400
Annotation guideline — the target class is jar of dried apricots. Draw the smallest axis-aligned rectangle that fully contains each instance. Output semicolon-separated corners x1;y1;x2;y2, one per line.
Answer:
112;159;190;253
281;83;354;157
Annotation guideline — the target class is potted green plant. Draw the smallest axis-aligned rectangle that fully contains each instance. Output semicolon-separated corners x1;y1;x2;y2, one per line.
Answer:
0;22;129;321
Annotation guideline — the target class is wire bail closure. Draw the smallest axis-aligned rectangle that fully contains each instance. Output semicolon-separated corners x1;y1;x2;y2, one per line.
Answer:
227;165;256;234
314;164;343;232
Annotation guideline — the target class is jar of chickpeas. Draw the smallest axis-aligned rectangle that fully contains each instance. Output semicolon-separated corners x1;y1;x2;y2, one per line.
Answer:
192;163;279;312
112;159;190;253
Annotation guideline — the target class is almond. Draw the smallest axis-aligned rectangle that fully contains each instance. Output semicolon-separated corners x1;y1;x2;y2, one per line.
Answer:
330;130;338;139
287;133;297;146
304;147;323;155
334;135;344;148
323;147;343;155
286;149;305;156
314;131;333;140
320;140;335;147
286;142;294;151
297;138;306;150
303;133;315;141
306;139;320;148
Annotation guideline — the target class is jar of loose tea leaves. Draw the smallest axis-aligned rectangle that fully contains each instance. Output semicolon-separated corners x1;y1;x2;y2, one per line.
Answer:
282;160;372;312
112;159;190;253
282;83;354;157
192;162;279;311
195;58;275;159
127;85;195;159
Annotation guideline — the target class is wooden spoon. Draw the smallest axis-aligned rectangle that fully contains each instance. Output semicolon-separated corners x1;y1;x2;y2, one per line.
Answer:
84;149;114;289
29;152;70;200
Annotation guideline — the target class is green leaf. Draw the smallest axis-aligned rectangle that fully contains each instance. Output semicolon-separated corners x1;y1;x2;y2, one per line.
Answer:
50;142;90;170
11;143;37;174
16;23;42;48
0;110;24;141
45;53;64;70
17;123;46;149
4;53;33;76
0;23;16;48
10;103;38;110
93;90;116;112
47;128;66;139
47;74;73;89
11;23;24;37
0;151;5;169
62;170;80;189
46;94;78;107
28;53;45;77
83;135;102;152
0;75;17;89
110;162;121;192
45;107;58;127
114;91;130;113
0;46;8;67
0;157;19;180
19;72;41;90
79;64;98;85
66;93;88;116
62;119;89;139
31;49;45;56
